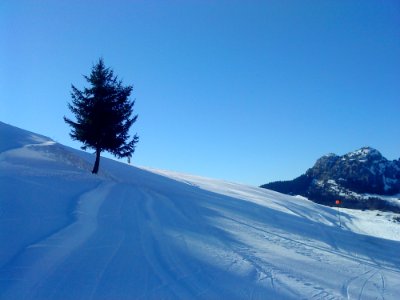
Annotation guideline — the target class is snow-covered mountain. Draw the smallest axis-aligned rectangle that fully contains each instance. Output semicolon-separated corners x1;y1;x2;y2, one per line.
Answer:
262;147;400;212
1;121;400;299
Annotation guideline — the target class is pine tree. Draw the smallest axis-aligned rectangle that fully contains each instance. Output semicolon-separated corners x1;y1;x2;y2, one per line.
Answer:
64;58;139;174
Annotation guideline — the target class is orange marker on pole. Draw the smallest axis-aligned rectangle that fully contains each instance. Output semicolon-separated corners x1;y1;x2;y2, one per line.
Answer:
335;200;342;227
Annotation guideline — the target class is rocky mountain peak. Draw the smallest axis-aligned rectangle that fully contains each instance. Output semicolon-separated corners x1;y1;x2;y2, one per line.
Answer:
343;147;384;162
261;147;400;213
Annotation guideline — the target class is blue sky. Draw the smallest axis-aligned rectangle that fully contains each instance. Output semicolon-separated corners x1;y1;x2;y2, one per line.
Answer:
1;0;399;185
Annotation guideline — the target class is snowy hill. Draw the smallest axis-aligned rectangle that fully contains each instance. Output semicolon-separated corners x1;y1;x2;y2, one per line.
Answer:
0;121;399;299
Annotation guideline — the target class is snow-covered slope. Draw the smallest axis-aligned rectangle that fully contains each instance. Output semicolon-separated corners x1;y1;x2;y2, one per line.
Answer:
1;121;399;299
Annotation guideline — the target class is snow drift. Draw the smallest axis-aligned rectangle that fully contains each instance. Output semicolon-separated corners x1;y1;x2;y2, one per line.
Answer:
0;121;399;299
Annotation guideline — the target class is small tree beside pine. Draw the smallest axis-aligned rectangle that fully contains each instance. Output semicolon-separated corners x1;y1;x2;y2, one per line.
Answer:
64;58;139;174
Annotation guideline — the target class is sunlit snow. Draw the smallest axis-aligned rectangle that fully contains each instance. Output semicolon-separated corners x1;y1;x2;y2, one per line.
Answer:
0;121;399;299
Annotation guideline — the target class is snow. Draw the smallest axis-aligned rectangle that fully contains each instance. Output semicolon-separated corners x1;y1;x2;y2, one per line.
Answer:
1;121;400;299
362;193;400;208
347;147;381;159
343;209;400;241
383;176;397;192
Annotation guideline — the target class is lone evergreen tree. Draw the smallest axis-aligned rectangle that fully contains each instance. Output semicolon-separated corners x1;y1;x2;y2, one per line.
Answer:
64;58;139;174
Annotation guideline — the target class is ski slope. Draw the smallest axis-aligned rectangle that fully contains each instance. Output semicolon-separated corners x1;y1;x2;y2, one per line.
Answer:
0;121;399;299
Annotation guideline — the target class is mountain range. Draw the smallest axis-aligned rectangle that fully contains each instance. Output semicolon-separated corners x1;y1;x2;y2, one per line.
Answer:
261;147;400;212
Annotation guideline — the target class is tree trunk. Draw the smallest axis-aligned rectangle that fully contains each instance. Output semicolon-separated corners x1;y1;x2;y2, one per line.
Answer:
92;148;101;174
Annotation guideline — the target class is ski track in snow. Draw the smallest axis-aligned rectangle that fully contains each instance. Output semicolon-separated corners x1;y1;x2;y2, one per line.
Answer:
208;210;393;300
0;182;114;299
1;175;399;299
342;269;387;300
1;122;400;299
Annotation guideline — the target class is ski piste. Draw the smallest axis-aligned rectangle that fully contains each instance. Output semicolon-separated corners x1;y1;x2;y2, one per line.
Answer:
1;121;399;299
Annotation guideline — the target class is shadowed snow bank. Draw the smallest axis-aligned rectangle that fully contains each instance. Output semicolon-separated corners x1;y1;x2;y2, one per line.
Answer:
1;122;399;300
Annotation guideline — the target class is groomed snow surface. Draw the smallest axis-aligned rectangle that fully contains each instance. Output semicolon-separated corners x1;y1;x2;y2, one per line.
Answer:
0;121;399;300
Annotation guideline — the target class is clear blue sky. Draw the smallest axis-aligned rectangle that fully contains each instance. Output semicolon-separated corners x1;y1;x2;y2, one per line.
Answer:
1;0;399;185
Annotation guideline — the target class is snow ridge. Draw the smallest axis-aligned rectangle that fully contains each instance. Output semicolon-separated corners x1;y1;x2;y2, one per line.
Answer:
1;122;400;299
